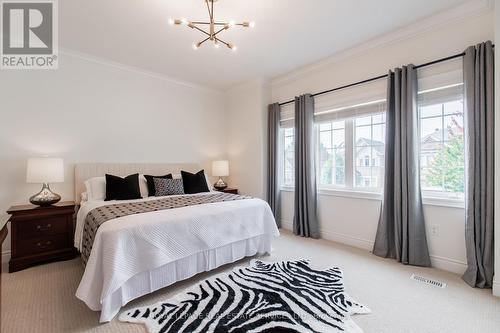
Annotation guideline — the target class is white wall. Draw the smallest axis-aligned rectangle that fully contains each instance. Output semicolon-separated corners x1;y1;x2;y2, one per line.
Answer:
271;11;494;274
0;51;227;258
494;0;500;296
225;80;270;198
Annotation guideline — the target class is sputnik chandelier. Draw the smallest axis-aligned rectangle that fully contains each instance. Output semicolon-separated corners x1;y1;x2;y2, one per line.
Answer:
169;0;254;51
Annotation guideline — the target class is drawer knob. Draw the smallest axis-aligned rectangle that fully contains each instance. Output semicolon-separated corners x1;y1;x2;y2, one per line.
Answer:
36;241;52;248
36;224;52;230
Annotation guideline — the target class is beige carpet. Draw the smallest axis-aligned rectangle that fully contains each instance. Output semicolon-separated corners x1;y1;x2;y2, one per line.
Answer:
2;230;500;333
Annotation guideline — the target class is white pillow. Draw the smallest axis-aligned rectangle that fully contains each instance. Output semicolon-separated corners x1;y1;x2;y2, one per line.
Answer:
204;171;214;191
139;175;149;197
84;176;106;201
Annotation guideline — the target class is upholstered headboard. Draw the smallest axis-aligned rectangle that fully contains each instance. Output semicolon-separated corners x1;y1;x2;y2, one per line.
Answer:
74;163;200;204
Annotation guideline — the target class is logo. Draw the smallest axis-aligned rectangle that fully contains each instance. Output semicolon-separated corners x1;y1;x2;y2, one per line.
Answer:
1;0;58;69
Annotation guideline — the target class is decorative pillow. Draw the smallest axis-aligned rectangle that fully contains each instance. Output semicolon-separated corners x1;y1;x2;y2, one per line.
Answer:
105;173;142;201
144;174;173;196
181;170;210;194
84;176;106;201
153;178;185;196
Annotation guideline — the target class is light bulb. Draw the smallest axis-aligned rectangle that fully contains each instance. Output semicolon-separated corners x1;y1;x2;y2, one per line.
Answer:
228;43;237;51
228;20;235;27
168;18;174;25
192;43;200;50
181;18;188;25
249;21;255;28
214;41;220;49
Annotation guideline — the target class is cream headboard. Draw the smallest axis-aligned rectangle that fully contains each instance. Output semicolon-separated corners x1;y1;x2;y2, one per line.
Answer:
74;163;201;204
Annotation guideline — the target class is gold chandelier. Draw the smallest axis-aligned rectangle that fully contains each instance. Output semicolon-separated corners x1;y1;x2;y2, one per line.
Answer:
169;0;254;51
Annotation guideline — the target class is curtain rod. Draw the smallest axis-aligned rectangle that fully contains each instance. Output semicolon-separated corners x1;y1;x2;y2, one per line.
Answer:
278;44;495;107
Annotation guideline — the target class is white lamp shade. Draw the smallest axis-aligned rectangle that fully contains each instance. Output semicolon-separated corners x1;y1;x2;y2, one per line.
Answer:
27;158;64;183
212;160;229;177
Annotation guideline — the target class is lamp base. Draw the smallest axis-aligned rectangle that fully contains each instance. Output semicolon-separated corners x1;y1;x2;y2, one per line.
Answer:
213;177;228;190
29;183;61;206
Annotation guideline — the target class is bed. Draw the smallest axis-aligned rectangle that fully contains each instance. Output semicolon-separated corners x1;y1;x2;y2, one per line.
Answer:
73;163;280;322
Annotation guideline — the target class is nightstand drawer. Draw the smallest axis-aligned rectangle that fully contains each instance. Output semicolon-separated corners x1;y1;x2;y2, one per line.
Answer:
17;216;68;239
17;234;68;256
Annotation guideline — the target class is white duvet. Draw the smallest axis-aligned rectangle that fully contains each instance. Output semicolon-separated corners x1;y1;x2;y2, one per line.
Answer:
75;193;280;322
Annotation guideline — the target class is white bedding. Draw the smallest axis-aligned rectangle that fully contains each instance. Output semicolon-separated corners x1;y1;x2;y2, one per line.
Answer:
75;193;280;322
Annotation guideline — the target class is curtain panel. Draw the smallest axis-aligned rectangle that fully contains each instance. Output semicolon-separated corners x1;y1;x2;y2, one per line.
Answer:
267;103;281;227
293;94;319;238
462;41;495;288
373;65;431;267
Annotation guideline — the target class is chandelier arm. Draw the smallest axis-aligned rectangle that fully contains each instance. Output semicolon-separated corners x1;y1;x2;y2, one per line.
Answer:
191;25;211;37
191;22;229;26
198;37;210;46
214;37;230;47
213;27;227;36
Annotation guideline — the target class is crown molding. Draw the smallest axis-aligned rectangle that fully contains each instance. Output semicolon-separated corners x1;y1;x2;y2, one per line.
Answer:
271;0;493;87
59;47;224;95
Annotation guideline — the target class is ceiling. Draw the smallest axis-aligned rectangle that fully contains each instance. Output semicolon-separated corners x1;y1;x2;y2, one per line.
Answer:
60;0;473;90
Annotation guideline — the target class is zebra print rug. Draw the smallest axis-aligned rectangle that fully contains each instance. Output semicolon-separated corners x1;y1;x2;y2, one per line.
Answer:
119;260;370;332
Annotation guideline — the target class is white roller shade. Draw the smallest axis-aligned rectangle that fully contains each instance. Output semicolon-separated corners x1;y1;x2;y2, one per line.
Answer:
314;78;387;122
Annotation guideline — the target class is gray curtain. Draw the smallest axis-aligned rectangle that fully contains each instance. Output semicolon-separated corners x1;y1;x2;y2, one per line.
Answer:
293;94;319;238
462;41;495;288
373;65;431;267
267;103;281;227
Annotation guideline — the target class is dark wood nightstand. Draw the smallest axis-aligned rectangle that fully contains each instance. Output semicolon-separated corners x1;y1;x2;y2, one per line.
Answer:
7;201;77;273
217;188;238;194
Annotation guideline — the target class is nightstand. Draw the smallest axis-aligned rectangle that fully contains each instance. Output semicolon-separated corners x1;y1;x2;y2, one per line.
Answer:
7;201;77;272
217;188;238;194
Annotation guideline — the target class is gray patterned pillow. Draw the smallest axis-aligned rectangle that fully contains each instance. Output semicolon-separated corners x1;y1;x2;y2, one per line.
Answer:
153;178;185;196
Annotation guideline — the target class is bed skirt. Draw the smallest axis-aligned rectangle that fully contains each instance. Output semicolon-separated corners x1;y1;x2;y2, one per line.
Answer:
97;233;274;322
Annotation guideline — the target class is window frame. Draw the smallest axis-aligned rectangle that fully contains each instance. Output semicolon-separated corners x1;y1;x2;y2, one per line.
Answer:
315;115;385;194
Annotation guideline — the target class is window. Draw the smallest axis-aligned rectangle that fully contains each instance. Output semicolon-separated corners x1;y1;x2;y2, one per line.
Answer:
318;121;345;186
282;127;295;187
354;114;385;189
317;109;386;192
419;92;464;199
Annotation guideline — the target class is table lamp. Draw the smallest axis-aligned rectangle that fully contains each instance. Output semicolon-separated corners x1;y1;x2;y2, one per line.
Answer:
27;158;64;206
212;160;229;190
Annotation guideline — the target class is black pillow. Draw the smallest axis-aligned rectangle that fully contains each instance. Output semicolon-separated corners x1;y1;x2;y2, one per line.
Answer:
105;173;142;201
181;170;209;194
144;174;173;196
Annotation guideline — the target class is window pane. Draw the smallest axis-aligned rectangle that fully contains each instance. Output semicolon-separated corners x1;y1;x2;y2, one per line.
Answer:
332;120;344;130
333;129;345;148
443;100;463;115
319;150;333;185
419;89;465;197
355;126;371;146
372;114;384;124
443;115;464;141
420;104;442;118
320;131;332;149
355;116;371;126
320;123;332;131
372;124;385;144
421;117;442;141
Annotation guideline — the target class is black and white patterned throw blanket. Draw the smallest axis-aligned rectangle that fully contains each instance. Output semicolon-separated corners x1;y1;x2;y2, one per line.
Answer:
119;260;370;333
81;193;250;265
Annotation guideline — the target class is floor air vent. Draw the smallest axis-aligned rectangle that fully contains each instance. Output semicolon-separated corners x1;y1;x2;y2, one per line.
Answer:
410;274;447;288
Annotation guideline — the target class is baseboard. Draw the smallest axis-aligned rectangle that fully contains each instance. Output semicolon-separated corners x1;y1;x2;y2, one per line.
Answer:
280;219;466;275
429;255;466;275
2;250;11;271
493;281;500;297
320;229;374;251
